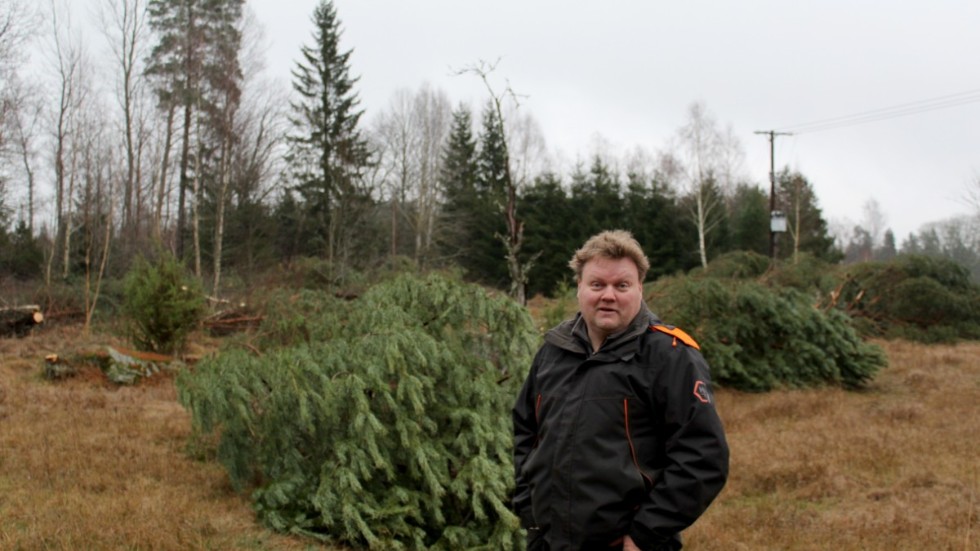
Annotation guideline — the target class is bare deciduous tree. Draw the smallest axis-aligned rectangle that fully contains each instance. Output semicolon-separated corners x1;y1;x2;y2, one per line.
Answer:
75;104;113;333
455;59;539;305
372;83;451;267
966;172;980;218
7;82;43;232
0;0;39;228
97;0;150;240
504;106;547;192
46;0;89;280
861;198;887;250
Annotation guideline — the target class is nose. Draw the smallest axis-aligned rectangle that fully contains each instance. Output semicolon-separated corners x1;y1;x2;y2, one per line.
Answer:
599;285;616;301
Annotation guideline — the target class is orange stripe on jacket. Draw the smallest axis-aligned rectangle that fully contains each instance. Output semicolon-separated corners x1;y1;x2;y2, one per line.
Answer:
650;324;701;350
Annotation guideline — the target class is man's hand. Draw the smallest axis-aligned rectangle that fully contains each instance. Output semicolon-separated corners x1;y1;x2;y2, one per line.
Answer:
623;535;642;551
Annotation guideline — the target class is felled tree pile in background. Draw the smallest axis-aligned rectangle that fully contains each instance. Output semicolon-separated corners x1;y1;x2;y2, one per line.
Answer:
648;275;885;391
176;273;538;550
830;254;980;342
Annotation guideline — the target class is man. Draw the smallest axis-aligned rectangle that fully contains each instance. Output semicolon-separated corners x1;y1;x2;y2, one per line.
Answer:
513;230;729;550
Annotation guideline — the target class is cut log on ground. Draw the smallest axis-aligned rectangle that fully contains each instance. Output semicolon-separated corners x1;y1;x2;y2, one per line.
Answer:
0;305;44;337
203;309;263;336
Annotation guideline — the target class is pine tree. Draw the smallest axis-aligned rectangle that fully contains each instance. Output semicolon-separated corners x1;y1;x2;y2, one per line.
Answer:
287;0;371;270
146;0;245;261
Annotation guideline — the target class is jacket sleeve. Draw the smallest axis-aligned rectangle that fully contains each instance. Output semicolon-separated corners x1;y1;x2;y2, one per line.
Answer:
629;341;730;550
512;351;542;528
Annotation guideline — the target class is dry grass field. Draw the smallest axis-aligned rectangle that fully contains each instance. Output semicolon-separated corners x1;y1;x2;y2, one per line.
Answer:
1;324;977;550
686;340;979;551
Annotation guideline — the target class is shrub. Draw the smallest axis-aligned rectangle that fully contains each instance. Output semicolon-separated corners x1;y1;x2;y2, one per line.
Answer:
647;276;886;391
767;252;839;293
121;253;205;354
833;255;980;342
176;273;539;549
701;250;771;279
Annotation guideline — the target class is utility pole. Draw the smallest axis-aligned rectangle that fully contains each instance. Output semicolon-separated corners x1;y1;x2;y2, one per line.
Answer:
754;130;792;259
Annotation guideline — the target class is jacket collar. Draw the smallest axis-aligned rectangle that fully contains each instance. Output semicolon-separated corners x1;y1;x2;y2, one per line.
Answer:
545;303;660;357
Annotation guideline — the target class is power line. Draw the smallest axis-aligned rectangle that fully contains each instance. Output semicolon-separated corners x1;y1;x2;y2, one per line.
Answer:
774;87;980;134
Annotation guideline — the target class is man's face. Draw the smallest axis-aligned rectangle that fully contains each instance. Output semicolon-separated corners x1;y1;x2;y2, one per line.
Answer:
577;256;643;344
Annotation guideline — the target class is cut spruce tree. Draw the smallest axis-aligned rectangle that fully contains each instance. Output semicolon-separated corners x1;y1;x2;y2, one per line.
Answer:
177;273;538;549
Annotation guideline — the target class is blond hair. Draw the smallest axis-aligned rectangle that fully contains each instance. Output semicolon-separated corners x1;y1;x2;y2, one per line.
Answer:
569;230;650;282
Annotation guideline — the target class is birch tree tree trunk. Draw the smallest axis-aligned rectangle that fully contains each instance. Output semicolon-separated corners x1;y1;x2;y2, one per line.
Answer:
676;102;733;270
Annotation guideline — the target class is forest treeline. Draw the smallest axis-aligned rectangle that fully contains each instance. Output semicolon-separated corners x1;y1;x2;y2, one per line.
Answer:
1;0;979;309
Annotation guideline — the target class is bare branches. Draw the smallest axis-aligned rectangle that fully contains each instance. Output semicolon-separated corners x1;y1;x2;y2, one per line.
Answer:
453;58;539;304
966;172;980;216
675;102;740;268
452;58;528;111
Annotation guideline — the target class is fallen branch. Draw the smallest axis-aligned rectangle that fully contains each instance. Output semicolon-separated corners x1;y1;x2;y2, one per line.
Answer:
203;309;263;336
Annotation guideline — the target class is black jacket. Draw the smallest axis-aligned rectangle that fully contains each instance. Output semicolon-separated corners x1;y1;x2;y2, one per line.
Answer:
512;305;729;550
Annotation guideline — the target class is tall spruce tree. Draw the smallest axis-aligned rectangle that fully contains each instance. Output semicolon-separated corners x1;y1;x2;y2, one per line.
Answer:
438;104;479;263
577;156;624;236
287;0;371;270
458;101;509;288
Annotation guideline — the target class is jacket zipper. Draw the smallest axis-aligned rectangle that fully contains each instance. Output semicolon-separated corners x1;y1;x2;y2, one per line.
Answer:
533;393;543;447
624;398;654;489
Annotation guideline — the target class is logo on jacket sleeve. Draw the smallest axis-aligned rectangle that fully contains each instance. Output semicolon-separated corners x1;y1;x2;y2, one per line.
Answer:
693;380;712;404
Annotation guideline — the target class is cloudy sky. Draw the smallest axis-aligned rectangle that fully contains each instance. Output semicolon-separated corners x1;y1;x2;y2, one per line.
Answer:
249;0;979;241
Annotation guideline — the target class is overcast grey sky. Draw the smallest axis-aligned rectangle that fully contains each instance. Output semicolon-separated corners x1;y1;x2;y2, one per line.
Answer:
250;0;979;241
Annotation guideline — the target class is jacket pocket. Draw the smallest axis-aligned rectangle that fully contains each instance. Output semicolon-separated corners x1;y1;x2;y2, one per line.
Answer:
624;397;655;491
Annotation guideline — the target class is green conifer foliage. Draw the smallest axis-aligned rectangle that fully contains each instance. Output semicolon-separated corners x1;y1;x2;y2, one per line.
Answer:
177;273;539;549
121;253;205;354
835;254;980;342
648;276;886;391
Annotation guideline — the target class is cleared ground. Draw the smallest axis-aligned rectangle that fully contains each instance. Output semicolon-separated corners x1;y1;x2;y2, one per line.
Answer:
1;326;977;550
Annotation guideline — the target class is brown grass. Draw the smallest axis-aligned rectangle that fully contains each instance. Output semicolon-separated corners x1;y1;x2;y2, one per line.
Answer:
0;325;321;550
686;339;980;550
1;326;977;550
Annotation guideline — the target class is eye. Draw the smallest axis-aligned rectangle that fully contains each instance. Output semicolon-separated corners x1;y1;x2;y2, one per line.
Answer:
617;282;630;290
